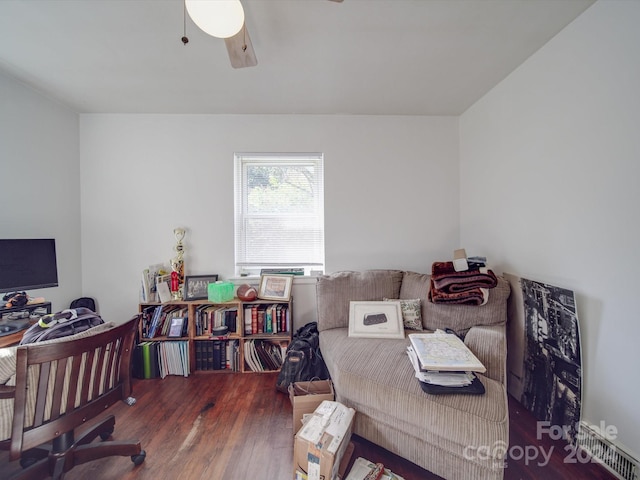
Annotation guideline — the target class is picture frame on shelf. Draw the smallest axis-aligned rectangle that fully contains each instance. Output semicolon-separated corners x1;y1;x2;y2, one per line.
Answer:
167;317;186;338
156;273;172;287
348;301;404;339
258;274;293;301
184;274;219;300
156;281;172;303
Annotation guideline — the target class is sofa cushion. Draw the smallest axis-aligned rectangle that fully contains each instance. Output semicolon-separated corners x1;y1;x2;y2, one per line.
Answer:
400;271;510;332
316;270;404;332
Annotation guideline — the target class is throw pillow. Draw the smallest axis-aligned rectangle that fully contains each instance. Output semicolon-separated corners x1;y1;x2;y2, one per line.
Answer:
384;298;423;330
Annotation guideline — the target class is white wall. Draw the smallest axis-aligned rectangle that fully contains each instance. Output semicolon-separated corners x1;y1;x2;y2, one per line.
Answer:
0;71;82;311
79;114;459;328
460;0;639;456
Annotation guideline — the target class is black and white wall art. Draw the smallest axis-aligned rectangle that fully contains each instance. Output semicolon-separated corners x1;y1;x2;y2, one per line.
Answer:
505;274;582;443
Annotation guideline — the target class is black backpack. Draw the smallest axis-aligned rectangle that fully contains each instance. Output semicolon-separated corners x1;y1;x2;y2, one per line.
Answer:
70;297;97;312
276;322;330;393
19;307;105;345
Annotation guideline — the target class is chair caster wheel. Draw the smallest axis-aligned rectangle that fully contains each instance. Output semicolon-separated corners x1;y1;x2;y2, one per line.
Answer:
100;427;114;441
131;450;146;466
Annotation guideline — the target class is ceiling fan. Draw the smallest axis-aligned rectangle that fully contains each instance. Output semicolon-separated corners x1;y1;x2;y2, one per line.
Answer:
183;0;343;69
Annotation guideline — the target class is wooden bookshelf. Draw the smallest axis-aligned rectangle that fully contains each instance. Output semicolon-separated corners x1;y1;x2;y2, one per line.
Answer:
138;297;292;376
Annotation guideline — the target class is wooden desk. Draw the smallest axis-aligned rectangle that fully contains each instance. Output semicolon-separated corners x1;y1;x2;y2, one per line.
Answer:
0;301;51;348
0;328;27;348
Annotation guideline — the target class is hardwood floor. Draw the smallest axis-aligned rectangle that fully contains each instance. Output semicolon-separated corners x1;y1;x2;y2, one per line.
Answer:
1;373;616;479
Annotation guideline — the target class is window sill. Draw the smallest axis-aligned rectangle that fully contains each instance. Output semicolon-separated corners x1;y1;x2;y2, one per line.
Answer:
228;276;320;286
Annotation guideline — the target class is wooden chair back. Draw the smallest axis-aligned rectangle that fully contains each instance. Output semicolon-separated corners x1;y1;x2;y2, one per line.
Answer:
9;315;139;461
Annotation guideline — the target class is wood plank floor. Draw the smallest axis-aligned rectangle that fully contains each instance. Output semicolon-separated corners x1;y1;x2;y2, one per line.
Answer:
1;373;616;479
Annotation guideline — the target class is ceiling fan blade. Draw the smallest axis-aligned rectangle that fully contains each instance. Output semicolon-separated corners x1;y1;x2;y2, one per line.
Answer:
224;24;257;69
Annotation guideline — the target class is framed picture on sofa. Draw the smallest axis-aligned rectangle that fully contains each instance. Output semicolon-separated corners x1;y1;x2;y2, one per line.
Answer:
348;301;404;339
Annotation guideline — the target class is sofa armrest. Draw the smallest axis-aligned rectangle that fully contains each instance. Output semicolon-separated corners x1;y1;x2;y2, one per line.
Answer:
464;324;506;383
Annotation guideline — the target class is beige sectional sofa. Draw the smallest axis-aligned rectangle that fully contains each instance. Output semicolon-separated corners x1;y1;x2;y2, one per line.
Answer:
316;270;511;480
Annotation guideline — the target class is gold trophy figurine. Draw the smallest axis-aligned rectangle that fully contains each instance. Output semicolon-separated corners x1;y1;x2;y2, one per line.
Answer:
171;228;186;300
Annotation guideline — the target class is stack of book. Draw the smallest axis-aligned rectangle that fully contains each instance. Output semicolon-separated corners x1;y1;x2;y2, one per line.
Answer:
407;330;486;394
243;303;290;335
194;305;238;336
133;340;190;379
195;339;241;371
141;305;188;338
243;339;287;372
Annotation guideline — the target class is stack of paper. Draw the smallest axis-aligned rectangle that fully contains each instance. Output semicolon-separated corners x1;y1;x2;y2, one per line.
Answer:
407;330;485;387
407;346;475;387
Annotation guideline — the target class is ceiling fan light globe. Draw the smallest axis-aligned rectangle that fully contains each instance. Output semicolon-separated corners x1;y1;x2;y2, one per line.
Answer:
185;0;245;39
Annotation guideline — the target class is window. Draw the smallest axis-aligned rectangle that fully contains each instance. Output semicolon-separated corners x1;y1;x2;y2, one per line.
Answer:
234;153;325;276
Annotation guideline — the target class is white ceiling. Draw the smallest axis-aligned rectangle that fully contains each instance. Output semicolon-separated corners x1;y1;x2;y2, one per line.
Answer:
0;0;594;115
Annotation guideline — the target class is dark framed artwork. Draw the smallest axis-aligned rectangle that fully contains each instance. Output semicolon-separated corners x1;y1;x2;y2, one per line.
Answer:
184;274;219;300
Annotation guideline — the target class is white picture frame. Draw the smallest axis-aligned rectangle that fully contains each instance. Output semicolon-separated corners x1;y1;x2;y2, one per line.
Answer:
258;274;293;301
348;301;404;339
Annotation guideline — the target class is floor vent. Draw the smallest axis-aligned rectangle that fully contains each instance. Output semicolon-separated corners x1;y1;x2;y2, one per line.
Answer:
577;421;639;480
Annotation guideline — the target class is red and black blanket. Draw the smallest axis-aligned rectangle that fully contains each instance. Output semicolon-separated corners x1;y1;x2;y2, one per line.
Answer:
428;261;498;305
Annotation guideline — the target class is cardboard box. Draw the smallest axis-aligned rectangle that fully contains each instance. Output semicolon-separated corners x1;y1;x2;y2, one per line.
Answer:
293;401;356;480
289;380;335;432
295;441;354;480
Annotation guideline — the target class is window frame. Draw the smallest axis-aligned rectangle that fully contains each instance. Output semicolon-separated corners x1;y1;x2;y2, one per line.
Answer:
234;152;325;277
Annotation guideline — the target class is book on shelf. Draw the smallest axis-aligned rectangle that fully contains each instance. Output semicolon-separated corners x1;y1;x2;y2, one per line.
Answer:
142;305;188;339
226;341;240;370
257;306;265;333
139;341;161;379
265;305;273;333
244;339;286;372
132;343;145;379
207;340;214;370
407;330;486;373
133;340;190;379
249;339;268;372
194;339;239;371
156;340;189;378
212;340;223;370
193;305;239;337
199;341;206;370
244;303;290;335
225;308;238;334
244;305;252;335
147;305;163;338
254;341;274;370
